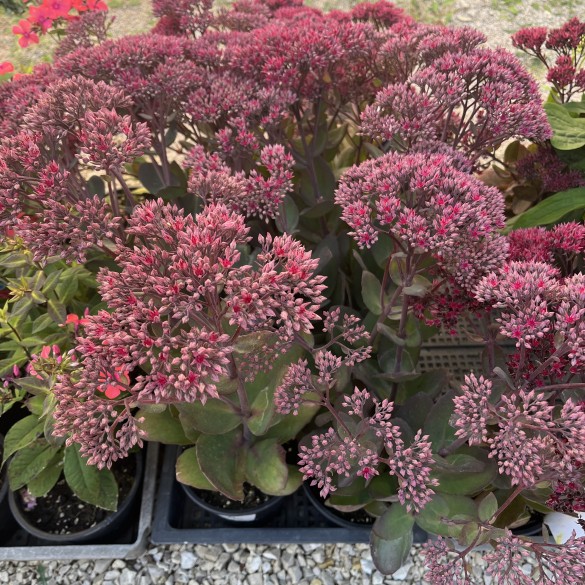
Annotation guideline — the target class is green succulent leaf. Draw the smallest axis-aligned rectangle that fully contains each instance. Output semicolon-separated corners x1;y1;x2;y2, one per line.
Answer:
176;446;214;490
197;428;245;501
415;494;478;538
362;271;382;315
248;387;275;436
370;505;414;575
245;439;299;496
176;399;240;436
478;493;498;522
423;390;457;452
136;407;191;444
431;447;498;496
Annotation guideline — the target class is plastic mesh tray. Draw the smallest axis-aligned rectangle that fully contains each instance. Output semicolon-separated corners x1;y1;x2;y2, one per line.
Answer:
418;347;485;384
151;446;428;545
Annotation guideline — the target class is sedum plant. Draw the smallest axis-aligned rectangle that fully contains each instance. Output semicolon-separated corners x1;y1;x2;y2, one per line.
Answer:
0;0;584;582
53;200;327;498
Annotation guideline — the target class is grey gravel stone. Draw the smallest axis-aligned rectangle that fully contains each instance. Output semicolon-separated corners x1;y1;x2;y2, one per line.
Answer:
287;566;303;582
392;562;413;580
247;574;264;585
180;551;197;570
120;568;138;585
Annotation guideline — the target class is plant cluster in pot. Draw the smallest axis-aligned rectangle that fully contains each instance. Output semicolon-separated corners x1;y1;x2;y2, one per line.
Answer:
1;0;585;582
0;236;146;544
0;339;143;545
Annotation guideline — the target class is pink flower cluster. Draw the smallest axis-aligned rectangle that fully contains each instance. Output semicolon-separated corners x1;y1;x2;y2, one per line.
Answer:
508;223;585;266
53;199;326;467
424;532;585;585
362;37;551;160
186;143;294;221
335;152;508;289
296;387;437;513
451;261;585;488
515;145;585;195
513;18;585;102
0;76;148;260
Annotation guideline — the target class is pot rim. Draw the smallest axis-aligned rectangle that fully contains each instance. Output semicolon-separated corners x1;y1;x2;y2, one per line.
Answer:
179;481;284;519
302;482;374;529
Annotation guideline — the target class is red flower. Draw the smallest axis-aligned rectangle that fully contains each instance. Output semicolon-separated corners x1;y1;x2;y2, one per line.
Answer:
98;367;129;399
72;0;108;12
0;62;14;76
41;0;73;19
28;6;54;33
12;20;39;48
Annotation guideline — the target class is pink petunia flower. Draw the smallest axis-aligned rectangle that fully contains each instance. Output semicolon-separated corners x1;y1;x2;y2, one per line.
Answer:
0;62;14;75
41;0;73;19
12;20;39;48
28;6;54;33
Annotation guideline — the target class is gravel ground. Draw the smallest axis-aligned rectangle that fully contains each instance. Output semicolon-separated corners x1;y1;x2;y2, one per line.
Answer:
0;543;540;585
0;1;577;584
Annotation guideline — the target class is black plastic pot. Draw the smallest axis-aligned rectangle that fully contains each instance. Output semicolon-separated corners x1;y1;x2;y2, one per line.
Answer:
152;445;429;544
180;482;284;525
511;512;545;537
302;483;375;529
8;450;144;545
0;435;17;544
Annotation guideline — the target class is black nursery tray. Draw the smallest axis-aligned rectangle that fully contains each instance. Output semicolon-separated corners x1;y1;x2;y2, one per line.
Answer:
0;443;159;561
151;446;427;545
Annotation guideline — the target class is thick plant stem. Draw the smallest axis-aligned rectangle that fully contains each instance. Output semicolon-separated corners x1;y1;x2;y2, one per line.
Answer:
229;354;252;442
292;106;322;202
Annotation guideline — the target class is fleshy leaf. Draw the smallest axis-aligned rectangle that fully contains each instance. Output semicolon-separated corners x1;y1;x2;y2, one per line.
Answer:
197;428;245;501
245;439;299;496
176;399;240;436
370;505;414;575
176;446;214;490
136;407;191;444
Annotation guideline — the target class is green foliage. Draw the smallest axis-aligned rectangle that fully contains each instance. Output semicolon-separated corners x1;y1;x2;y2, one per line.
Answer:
510;187;585;229
63;444;118;511
506;99;585;228
370;505;414;575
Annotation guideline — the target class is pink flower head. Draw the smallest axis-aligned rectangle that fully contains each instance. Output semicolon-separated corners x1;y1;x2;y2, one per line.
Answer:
53;200;325;469
335;152;508;289
0;62;14;76
547;17;585;51
511;26;548;54
362;45;551;160
28;345;62;378
13;20;40;48
508;227;553;263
